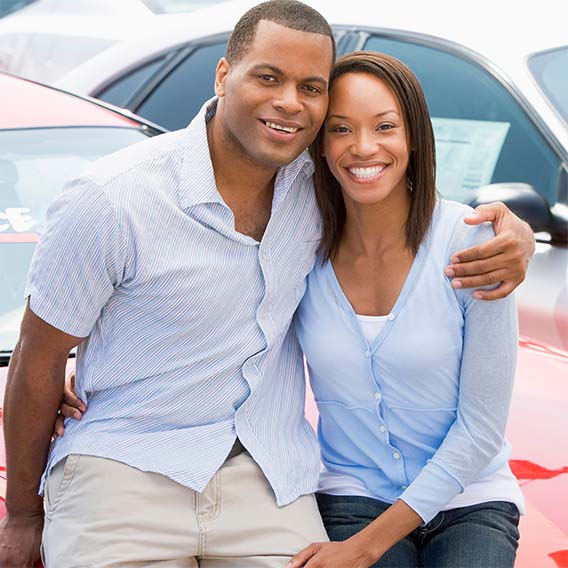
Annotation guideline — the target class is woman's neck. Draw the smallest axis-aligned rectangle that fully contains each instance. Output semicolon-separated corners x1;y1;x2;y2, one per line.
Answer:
340;188;411;259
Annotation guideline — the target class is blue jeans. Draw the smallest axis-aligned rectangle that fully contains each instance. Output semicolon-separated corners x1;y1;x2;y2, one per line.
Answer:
317;494;520;568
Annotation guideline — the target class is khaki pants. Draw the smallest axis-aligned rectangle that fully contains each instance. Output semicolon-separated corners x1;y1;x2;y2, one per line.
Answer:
42;452;328;567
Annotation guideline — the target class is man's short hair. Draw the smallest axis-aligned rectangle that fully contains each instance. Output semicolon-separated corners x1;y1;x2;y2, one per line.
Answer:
226;0;336;65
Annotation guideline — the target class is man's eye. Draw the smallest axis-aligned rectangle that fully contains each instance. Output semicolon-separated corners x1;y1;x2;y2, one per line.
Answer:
258;75;276;82
303;85;320;94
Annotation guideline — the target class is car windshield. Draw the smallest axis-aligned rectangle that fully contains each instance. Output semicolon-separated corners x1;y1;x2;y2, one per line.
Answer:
139;0;225;13
0;126;149;355
528;46;568;126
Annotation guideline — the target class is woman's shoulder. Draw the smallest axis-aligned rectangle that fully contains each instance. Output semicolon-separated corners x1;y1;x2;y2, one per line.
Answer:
435;198;474;224
434;198;496;252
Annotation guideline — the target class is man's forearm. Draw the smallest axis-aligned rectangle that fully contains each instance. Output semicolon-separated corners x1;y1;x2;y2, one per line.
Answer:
4;339;68;516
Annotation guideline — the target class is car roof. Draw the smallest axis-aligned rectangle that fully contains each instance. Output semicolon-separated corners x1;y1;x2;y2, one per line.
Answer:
1;73;142;129
13;0;155;17
57;0;568;77
0;0;224;40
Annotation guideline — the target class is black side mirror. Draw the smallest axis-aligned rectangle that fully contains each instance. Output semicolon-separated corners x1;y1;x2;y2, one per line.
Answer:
468;183;568;244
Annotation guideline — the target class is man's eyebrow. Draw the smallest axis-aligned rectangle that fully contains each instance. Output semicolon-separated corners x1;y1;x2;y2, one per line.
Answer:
251;63;328;87
327;110;400;120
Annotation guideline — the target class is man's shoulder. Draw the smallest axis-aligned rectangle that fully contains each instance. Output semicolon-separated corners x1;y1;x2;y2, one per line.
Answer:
82;128;191;195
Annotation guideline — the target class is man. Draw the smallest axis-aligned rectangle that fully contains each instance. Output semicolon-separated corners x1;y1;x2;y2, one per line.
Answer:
0;1;533;566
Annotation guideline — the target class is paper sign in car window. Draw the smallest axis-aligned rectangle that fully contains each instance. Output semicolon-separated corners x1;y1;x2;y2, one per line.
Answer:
0;208;39;243
431;118;511;202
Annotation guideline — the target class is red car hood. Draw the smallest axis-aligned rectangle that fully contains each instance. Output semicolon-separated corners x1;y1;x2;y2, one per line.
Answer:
1;340;567;567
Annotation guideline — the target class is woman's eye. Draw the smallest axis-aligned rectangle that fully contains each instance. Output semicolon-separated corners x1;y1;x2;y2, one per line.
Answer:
331;126;350;133
378;123;395;131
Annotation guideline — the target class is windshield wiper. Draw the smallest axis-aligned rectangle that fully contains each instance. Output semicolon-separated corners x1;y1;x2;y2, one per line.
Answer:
0;350;12;367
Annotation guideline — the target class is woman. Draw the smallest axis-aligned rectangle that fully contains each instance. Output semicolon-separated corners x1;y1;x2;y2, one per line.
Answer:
289;51;523;568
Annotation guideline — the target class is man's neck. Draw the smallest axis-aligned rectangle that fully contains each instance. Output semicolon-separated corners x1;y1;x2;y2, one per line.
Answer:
206;114;276;241
207;114;276;204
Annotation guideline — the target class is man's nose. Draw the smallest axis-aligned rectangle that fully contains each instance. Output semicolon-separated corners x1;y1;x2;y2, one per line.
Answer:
272;84;302;114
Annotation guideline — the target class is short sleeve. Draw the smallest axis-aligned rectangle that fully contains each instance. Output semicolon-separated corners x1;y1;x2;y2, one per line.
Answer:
25;177;127;337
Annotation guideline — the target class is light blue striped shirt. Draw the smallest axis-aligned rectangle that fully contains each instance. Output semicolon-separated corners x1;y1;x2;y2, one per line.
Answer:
295;200;524;523
26;98;323;505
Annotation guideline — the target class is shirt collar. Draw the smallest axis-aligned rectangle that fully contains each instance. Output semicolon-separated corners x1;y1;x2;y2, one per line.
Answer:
179;97;315;212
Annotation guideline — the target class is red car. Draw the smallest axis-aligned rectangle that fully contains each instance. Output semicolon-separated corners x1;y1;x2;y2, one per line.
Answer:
1;74;567;567
0;72;164;364
0;71;164;565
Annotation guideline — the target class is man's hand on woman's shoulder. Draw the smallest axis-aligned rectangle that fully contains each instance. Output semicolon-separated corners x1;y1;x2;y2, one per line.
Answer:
444;202;534;300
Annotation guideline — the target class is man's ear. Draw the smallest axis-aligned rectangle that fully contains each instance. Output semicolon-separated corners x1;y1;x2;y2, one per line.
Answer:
214;57;230;97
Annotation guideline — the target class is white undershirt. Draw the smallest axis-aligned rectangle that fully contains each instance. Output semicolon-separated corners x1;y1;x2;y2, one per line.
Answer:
356;313;389;343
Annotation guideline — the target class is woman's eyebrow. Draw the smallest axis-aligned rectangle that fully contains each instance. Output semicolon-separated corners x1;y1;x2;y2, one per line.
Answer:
327;110;399;120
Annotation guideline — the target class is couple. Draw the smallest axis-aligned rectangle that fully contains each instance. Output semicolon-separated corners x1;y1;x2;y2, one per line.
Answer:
1;1;532;567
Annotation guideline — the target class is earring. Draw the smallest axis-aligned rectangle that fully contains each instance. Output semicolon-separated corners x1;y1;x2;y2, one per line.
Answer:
406;178;413;192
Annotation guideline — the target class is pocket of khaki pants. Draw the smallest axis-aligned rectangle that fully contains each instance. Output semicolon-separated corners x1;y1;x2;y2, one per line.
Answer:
44;455;81;520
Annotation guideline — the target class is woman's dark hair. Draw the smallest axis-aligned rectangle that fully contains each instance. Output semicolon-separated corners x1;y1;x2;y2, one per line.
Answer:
311;51;437;261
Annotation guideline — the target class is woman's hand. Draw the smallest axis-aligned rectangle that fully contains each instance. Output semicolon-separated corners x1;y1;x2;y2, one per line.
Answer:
288;539;377;568
445;202;535;300
288;500;422;568
52;371;87;439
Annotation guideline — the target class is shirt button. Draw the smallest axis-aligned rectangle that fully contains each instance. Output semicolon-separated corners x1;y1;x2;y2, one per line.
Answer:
393;451;401;460
388;313;395;321
380;425;386;433
364;350;371;358
374;392;382;401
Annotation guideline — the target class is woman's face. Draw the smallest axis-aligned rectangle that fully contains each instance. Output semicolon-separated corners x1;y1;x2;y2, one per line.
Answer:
323;72;410;208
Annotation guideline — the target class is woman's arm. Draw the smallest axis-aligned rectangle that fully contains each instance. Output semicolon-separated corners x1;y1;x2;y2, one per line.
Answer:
399;219;518;523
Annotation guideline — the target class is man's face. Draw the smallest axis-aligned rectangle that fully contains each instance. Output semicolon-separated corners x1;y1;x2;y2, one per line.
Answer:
215;20;333;170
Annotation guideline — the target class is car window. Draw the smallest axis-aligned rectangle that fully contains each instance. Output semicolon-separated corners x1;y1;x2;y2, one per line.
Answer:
14;33;116;83
98;57;166;107
0;126;150;353
0;0;36;18
528;47;568;126
363;36;561;205
0;33;30;73
136;41;227;131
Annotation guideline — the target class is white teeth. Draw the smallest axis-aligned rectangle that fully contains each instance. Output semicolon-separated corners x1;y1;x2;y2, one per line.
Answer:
348;165;384;179
265;121;298;133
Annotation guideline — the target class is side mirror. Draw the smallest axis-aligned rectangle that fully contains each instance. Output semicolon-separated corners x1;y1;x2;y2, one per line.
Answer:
468;183;568;244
